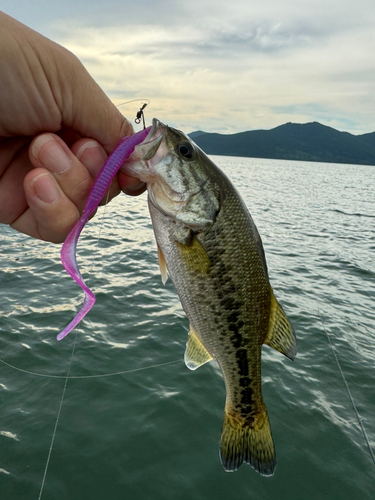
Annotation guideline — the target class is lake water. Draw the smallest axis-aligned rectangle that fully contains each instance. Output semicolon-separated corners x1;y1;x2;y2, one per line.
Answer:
0;156;374;500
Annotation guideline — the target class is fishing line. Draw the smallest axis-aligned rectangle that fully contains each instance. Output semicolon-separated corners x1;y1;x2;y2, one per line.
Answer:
5;112;152;497
320;312;375;467
37;328;79;500
116;98;150;110
0;356;181;379
38;184;117;498
15;115;152;495
84;184;112;280
117;99;150;130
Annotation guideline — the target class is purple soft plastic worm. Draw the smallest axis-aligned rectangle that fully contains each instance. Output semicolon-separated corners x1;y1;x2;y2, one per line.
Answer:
57;126;151;341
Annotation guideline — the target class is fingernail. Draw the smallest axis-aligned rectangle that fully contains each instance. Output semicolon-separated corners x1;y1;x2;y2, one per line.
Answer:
76;141;103;161
32;135;71;174
76;141;107;171
31;173;60;203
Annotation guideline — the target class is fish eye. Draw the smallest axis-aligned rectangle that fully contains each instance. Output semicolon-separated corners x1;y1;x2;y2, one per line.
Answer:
178;142;194;159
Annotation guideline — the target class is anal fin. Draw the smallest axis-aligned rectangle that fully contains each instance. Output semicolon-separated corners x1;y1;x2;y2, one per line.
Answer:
264;290;297;360
184;325;213;370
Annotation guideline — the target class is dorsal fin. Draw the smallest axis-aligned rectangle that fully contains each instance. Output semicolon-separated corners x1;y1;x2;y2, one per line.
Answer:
264;290;297;360
157;244;168;285
184;325;213;370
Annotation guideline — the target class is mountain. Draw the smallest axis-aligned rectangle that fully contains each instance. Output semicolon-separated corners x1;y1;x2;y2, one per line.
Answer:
188;130;207;139
188;122;375;166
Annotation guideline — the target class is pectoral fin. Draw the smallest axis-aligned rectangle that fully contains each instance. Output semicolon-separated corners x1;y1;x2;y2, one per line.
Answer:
157;244;168;285
184;325;213;370
176;236;211;274
264;290;297;360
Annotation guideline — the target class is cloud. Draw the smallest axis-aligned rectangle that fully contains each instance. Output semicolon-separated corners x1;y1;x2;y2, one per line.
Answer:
2;0;375;133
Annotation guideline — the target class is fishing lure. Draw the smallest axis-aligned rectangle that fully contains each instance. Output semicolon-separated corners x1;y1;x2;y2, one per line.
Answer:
57;126;151;341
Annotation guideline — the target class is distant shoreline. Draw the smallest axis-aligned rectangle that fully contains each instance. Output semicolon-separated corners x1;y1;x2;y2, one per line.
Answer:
189;122;375;167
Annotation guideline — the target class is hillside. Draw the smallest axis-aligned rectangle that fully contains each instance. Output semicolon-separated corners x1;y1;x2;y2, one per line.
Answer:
188;122;375;166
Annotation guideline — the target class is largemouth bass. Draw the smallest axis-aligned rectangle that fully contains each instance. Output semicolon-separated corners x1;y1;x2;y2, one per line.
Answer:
125;118;297;475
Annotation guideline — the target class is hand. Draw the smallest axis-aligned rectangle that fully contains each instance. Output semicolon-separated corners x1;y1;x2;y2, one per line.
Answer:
0;12;145;243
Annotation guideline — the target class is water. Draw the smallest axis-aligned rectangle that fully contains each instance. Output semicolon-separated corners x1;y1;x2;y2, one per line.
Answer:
1;157;374;500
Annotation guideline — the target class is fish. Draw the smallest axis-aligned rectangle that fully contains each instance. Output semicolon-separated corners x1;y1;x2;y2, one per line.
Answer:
123;118;297;475
57;118;296;475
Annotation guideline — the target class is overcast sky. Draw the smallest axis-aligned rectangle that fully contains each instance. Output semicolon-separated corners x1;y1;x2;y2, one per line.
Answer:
2;1;375;134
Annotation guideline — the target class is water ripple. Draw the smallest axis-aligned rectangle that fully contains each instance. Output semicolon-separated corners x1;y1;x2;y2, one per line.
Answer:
1;159;375;500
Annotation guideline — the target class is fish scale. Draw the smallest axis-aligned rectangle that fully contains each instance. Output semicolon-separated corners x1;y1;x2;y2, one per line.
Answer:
160;193;268;404
124;118;297;475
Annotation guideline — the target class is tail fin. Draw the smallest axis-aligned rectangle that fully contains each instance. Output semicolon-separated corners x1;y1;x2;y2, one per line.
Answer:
219;404;276;476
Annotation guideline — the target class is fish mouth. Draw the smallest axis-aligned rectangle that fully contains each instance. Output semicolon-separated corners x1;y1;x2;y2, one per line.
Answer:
138;118;167;160
120;118;166;177
148;117;163;139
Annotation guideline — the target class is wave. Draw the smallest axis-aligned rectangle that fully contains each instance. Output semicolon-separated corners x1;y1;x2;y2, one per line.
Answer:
329;209;375;218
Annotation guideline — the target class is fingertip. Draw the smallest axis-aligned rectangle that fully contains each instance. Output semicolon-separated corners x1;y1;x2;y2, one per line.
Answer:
123;184;147;197
72;139;107;178
30;133;71;174
25;168;61;204
23;168;80;243
118;172;146;196
31;173;60;204
74;139;105;160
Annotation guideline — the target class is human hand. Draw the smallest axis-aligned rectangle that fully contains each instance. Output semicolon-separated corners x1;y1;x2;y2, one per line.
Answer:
0;11;145;243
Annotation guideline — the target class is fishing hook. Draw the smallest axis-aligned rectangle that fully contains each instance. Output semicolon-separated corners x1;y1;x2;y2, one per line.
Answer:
135;103;148;129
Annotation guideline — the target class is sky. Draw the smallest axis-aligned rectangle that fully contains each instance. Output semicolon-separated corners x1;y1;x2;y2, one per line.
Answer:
2;0;375;134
